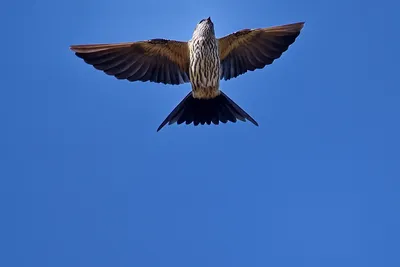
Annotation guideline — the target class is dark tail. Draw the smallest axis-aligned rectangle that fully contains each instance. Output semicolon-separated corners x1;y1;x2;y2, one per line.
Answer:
157;91;258;132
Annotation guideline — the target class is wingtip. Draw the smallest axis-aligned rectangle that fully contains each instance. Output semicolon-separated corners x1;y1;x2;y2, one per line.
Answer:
69;44;90;53
292;21;305;30
69;45;80;52
285;21;305;31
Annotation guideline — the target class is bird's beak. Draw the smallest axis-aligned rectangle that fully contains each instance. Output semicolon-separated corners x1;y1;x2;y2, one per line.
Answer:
207;17;211;22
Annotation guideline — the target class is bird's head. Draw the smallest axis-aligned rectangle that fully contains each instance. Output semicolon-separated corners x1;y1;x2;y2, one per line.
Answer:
193;17;215;38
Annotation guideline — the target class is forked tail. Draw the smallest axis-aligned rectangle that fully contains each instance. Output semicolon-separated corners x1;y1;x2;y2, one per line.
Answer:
157;91;258;131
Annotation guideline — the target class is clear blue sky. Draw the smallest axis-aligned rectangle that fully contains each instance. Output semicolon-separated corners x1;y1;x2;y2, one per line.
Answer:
1;0;399;266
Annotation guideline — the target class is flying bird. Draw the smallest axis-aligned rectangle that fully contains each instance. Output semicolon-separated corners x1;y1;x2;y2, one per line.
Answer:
70;18;304;131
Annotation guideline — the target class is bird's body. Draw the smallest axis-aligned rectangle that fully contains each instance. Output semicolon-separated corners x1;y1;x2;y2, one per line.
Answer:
188;18;220;99
70;18;304;131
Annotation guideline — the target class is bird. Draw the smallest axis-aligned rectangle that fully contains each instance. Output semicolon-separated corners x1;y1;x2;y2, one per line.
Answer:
70;17;304;132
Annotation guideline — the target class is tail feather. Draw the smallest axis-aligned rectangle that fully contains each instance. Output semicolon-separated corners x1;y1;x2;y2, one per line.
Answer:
157;91;258;132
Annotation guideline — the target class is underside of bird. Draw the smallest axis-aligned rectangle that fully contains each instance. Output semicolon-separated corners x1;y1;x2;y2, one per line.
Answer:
156;91;258;132
69;21;305;132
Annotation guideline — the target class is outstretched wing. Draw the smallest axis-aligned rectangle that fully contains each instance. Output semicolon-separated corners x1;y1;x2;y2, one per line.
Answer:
218;22;304;80
70;39;190;85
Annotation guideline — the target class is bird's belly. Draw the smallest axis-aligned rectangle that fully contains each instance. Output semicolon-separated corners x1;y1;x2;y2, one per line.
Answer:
191;57;219;84
190;52;220;99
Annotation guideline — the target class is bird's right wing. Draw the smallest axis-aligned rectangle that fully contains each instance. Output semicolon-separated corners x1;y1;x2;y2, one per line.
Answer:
218;22;304;80
70;39;190;85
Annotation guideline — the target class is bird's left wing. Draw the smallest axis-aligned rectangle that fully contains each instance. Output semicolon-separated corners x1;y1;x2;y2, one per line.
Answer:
218;22;304;80
70;39;190;85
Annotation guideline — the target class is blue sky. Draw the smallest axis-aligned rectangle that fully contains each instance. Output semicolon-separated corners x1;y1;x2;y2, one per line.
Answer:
1;0;400;266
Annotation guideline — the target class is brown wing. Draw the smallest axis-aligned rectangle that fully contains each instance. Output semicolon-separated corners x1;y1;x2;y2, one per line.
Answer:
70;39;190;85
218;22;305;80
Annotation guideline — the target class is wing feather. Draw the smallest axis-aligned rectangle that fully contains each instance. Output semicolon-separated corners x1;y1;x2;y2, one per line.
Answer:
218;22;305;80
70;39;190;85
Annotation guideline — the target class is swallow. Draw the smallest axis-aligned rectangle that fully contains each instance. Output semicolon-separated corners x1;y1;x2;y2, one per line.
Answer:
70;18;304;131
